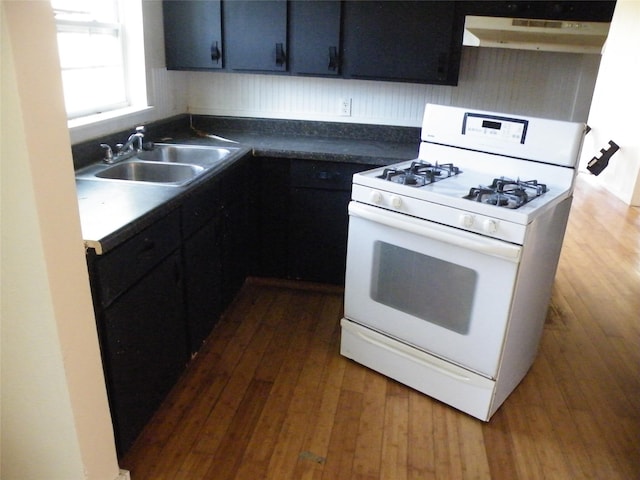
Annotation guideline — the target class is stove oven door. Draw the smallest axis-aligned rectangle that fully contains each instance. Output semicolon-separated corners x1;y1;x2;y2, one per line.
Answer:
343;202;523;379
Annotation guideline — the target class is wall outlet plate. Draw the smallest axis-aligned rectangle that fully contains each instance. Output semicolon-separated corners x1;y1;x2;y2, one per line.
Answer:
340;98;352;116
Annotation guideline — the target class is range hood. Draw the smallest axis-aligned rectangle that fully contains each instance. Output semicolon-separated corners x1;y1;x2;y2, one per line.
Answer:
463;15;610;54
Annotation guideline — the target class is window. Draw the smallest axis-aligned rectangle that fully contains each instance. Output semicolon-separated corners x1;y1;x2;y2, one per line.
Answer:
52;0;146;120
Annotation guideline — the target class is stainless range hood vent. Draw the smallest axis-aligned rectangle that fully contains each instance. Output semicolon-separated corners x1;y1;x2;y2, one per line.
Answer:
463;15;610;54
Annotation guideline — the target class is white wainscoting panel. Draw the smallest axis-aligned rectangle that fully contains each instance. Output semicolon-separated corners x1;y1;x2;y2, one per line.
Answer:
185;47;601;126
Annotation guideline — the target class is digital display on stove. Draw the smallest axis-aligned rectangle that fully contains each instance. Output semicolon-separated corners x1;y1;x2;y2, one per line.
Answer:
482;120;502;130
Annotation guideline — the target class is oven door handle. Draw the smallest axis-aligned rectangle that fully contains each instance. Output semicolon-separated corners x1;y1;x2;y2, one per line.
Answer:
349;202;522;262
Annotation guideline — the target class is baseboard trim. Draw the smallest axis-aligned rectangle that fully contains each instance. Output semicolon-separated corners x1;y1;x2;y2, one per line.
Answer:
117;469;131;480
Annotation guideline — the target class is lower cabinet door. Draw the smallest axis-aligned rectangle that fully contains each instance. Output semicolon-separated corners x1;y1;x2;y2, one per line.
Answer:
184;218;222;354
101;251;187;456
290;188;351;284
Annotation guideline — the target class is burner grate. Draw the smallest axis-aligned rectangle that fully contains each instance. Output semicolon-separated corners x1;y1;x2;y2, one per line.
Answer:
464;177;548;209
379;160;462;186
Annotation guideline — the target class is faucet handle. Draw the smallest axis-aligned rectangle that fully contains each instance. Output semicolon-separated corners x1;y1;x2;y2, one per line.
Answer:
99;143;114;163
135;125;145;134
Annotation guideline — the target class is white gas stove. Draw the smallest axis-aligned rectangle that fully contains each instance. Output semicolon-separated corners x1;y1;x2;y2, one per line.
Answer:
341;104;587;421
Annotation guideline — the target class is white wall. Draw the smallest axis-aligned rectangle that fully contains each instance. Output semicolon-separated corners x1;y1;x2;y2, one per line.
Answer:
579;0;640;206
185;47;600;125
1;2;122;479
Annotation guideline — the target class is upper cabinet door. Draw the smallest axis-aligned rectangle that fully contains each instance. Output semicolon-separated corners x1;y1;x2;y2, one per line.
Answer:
164;1;223;70
342;1;461;85
289;0;341;76
223;0;288;72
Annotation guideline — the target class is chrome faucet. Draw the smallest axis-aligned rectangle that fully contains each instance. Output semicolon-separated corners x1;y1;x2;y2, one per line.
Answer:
100;125;145;163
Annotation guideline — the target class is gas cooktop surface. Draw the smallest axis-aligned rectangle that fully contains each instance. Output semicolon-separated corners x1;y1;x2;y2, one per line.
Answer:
353;156;575;225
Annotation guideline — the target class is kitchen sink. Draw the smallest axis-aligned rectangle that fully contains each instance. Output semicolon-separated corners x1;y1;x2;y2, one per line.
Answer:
76;143;240;187
95;161;204;185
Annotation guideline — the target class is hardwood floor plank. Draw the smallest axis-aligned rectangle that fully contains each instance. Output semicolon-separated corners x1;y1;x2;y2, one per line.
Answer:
380;390;409;480
406;391;436;480
193;288;285;454
456;413;491;479
238;291;321;478
350;373;387;480
263;292;334;479
431;402;465;479
321;389;363;480
291;295;346;480
525;405;576;480
482;409;519;480
503;388;545;480
202;379;273;480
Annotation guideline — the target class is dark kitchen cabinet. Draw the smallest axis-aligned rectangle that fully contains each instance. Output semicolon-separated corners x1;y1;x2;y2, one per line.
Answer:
255;157;290;278
88;210;187;456
289;160;382;284
163;1;223;70
182;179;223;354
181;155;254;353
223;0;288;72
289;0;341;76
217;157;255;307
183;220;222;353
162;0;465;86
342;1;463;85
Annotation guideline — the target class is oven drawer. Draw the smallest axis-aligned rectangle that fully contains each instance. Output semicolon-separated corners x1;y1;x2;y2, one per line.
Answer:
340;318;497;421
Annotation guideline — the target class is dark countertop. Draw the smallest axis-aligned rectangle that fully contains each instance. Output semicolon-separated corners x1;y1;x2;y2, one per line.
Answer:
75;116;421;254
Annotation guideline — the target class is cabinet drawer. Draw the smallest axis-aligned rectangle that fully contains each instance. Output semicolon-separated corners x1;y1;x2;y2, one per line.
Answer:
182;178;221;238
291;160;373;191
94;209;181;307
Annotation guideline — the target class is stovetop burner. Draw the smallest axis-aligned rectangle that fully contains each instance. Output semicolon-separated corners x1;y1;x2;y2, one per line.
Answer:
464;177;548;209
379;160;461;186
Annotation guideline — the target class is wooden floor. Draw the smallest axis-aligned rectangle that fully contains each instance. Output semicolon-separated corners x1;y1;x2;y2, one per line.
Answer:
122;173;639;480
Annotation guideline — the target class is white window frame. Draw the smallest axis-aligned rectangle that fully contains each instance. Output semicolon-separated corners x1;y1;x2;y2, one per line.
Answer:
52;0;150;132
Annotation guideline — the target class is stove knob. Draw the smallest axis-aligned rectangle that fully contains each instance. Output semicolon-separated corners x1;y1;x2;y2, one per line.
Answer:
459;213;475;228
370;190;383;204
483;219;499;234
390;195;403;208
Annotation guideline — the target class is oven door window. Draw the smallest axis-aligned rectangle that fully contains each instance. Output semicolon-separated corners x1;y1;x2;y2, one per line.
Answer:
371;241;477;335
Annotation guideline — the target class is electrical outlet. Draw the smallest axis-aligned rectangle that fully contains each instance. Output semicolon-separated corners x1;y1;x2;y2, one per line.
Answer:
339;98;352;116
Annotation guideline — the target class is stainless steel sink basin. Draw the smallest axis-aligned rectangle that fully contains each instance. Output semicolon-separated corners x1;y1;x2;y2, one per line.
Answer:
95;161;204;185
75;143;240;187
134;144;237;167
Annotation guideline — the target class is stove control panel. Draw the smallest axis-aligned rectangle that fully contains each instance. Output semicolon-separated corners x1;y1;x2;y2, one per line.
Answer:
462;113;528;144
352;185;527;245
458;214;499;234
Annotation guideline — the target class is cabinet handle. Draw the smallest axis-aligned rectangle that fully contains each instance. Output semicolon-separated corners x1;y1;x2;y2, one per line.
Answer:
275;42;286;67
318;171;339;181
211;41;221;63
328;46;339;71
